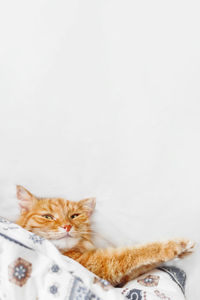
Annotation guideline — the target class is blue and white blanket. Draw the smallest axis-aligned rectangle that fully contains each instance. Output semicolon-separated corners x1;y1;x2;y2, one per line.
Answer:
0;217;186;300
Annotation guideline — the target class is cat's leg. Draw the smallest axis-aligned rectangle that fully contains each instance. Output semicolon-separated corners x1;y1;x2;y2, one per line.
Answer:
76;239;194;286
116;262;161;287
118;239;194;285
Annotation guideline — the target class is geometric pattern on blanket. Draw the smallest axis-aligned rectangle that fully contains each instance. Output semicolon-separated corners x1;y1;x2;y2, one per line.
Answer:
69;276;102;300
0;216;187;300
120;266;186;300
158;266;186;294
8;257;32;287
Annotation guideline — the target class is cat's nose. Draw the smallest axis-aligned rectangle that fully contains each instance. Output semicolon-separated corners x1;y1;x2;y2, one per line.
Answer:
63;224;72;232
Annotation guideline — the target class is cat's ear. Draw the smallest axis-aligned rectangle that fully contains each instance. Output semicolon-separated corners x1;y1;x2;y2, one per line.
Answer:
16;185;36;214
79;197;96;216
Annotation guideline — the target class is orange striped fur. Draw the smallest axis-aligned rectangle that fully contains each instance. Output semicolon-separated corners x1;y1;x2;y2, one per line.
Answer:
16;186;194;286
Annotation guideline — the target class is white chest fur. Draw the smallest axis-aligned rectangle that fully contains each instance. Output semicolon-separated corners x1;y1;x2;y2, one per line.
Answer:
51;236;80;251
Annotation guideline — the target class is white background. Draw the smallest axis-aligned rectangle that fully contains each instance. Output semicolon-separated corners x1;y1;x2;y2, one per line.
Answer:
0;1;200;298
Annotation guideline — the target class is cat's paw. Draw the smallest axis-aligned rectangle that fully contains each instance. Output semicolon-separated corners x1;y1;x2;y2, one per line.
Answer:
176;239;195;258
170;239;195;258
163;239;194;260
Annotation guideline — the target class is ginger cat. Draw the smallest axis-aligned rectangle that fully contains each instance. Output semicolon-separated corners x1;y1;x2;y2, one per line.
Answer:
16;185;194;286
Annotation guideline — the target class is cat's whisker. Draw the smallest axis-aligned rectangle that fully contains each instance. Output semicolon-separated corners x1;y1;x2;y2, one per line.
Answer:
73;231;95;235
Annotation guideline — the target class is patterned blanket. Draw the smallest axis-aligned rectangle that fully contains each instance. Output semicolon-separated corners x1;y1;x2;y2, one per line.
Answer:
0;217;186;300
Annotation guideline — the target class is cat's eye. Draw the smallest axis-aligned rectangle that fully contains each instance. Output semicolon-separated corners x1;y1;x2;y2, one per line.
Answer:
70;214;80;219
42;214;54;220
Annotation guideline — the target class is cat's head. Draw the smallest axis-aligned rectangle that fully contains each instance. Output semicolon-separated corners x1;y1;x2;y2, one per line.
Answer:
16;185;96;251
